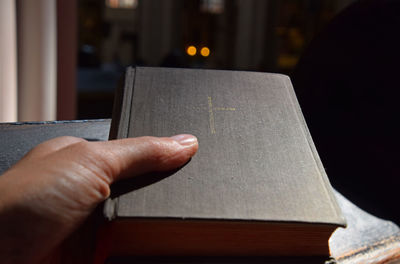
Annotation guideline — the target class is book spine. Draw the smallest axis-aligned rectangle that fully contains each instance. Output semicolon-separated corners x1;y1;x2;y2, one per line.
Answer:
109;67;136;140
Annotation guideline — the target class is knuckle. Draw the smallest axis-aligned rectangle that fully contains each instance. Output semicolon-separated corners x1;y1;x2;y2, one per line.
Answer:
74;140;96;155
73;141;119;184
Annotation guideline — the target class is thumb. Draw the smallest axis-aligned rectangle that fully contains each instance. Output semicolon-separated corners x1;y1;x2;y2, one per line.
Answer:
75;134;199;184
0;135;198;264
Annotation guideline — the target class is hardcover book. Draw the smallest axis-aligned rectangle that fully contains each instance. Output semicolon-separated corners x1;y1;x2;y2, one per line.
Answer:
1;120;399;263
98;67;346;258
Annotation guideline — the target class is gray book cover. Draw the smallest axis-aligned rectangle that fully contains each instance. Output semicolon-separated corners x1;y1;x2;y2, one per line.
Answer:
106;66;345;227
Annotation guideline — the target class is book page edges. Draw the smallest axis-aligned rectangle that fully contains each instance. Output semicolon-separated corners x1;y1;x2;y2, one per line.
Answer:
282;75;346;227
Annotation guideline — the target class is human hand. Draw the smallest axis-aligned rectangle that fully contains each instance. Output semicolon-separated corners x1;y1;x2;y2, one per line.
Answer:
0;135;198;264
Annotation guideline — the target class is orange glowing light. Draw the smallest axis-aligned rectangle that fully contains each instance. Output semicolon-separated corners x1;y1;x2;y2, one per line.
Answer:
186;46;197;56
200;47;210;57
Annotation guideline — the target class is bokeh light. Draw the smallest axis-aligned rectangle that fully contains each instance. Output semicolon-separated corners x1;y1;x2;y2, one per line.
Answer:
200;47;210;57
186;46;197;56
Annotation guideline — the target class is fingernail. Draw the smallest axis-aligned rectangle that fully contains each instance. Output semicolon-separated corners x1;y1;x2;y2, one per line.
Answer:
170;134;198;147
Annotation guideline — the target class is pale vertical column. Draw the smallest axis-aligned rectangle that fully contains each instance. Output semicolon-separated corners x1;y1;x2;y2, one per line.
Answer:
234;0;268;70
138;0;174;65
251;0;268;68
0;0;18;122
234;0;253;69
18;0;57;121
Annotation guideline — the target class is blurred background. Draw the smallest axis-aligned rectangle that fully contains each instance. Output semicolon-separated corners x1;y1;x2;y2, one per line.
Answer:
1;0;400;224
77;0;352;119
0;0;355;122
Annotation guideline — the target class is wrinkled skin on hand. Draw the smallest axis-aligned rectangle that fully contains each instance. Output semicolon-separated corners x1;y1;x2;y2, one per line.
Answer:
0;135;198;264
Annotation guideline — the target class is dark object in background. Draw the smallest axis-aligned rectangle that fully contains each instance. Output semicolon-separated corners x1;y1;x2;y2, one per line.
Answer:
292;0;400;224
77;68;123;119
160;49;187;68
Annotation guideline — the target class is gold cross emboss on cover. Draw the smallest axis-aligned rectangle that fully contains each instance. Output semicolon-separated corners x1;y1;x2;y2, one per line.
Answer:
191;97;236;134
207;96;235;134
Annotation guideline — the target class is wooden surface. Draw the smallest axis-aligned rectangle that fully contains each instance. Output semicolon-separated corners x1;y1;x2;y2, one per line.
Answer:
0;119;399;263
